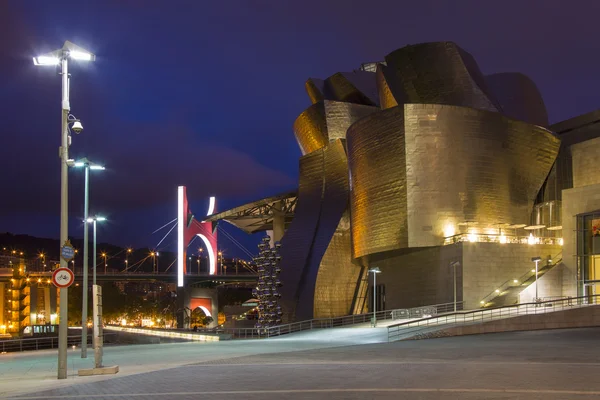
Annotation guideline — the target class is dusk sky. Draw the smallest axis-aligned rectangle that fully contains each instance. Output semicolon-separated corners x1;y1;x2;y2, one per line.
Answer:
1;0;599;258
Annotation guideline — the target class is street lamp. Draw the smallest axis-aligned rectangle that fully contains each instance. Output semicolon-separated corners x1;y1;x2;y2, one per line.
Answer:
218;251;223;275
125;248;132;271
69;157;104;359
34;40;95;380
369;267;382;327
156;252;159;273
39;253;46;272
101;252;107;274
450;261;460;312
85;217;107;286
532;256;541;302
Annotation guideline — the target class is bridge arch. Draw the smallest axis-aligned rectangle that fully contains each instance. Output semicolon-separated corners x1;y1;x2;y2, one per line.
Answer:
177;186;218;287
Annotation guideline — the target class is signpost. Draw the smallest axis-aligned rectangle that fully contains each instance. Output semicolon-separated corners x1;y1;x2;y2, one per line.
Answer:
52;267;75;289
61;239;75;263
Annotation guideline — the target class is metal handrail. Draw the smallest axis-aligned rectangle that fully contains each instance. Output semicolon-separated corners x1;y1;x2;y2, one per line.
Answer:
217;301;464;339
387;294;600;342
0;333;116;353
480;251;563;306
443;233;562;246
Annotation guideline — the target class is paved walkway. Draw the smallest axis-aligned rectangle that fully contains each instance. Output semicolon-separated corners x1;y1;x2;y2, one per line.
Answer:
0;327;387;398
4;327;600;399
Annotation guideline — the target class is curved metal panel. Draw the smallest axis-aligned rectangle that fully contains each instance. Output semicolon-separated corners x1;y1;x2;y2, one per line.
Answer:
313;210;361;318
347;106;408;260
404;104;561;247
279;140;352;321
376;64;398;109
305;78;325;104
296;140;352;320
485;72;549;127
293;102;327;155
324;101;379;141
278;149;325;322
324;72;377;106
383;42;500;112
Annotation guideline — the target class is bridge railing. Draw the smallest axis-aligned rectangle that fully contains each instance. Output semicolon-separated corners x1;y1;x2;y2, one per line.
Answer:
387;294;600;342
0;333;116;353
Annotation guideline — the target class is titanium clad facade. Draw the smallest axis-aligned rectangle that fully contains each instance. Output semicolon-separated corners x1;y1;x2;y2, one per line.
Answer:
404;104;561;247
313;211;361;318
278;150;324;322
347;106;408;260
325;72;378;106
383;42;500;112
324;101;379;141
376;64;398;109
297;140;353;320
274;40;562;321
305;78;325;104
485;72;549;127
279;140;354;321
293;102;328;155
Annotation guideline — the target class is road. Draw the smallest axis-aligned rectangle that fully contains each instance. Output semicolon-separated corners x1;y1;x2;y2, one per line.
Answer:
3;327;600;399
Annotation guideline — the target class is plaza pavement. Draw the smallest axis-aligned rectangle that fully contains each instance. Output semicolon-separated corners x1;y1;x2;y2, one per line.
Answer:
2;327;600;399
0;327;387;398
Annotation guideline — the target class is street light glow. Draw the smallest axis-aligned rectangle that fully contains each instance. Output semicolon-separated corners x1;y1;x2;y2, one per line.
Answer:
33;55;60;65
69;50;92;61
90;165;105;170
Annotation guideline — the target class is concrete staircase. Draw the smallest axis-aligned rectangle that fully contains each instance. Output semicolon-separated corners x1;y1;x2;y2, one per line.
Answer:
482;253;562;308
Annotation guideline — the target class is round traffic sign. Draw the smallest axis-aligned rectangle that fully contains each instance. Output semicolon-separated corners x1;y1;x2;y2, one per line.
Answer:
52;267;75;288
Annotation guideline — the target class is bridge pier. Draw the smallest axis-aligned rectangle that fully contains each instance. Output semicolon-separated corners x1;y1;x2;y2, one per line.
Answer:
176;286;218;329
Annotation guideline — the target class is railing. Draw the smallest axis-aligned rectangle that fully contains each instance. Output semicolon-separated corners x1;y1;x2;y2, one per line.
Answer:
387;294;600;342
480;251;562;306
443;233;562;246
0;333;116;353
215;302;464;339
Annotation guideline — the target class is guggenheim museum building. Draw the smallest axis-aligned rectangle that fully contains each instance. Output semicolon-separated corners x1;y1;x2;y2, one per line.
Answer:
208;41;600;322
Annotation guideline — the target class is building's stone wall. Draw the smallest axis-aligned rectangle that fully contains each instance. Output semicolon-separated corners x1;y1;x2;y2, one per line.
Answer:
518;262;566;303
562;182;600;297
462;242;562;309
375;244;463;310
571;136;600;188
376;242;562;311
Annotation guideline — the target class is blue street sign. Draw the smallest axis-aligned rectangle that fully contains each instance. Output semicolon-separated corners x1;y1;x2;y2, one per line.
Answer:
61;243;75;262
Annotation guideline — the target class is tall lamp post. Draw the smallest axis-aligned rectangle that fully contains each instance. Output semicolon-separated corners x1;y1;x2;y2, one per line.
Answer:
125;248;132;271
156;252;159;273
101;252;107;274
450;261;460;312
69;158;104;359
34;41;95;380
369;267;381;327
532;256;541;302
87;216;105;355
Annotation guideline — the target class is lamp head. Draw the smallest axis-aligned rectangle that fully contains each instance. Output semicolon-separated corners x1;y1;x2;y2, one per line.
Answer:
531;256;541;262
368;267;381;274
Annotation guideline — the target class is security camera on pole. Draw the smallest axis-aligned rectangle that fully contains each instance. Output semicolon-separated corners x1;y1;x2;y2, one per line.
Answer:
33;41;95;380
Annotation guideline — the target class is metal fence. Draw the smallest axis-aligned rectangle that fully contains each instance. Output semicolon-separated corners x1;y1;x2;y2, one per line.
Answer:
387;294;600;342
218;301;463;339
0;333;116;353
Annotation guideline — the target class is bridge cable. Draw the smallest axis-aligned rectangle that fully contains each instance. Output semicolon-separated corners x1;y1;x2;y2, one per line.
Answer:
155;220;178;250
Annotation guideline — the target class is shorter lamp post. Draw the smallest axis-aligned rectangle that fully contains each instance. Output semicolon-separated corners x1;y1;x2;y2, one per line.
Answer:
369;267;382;327
450;261;460;312
532;256;541;302
87;217;107;286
